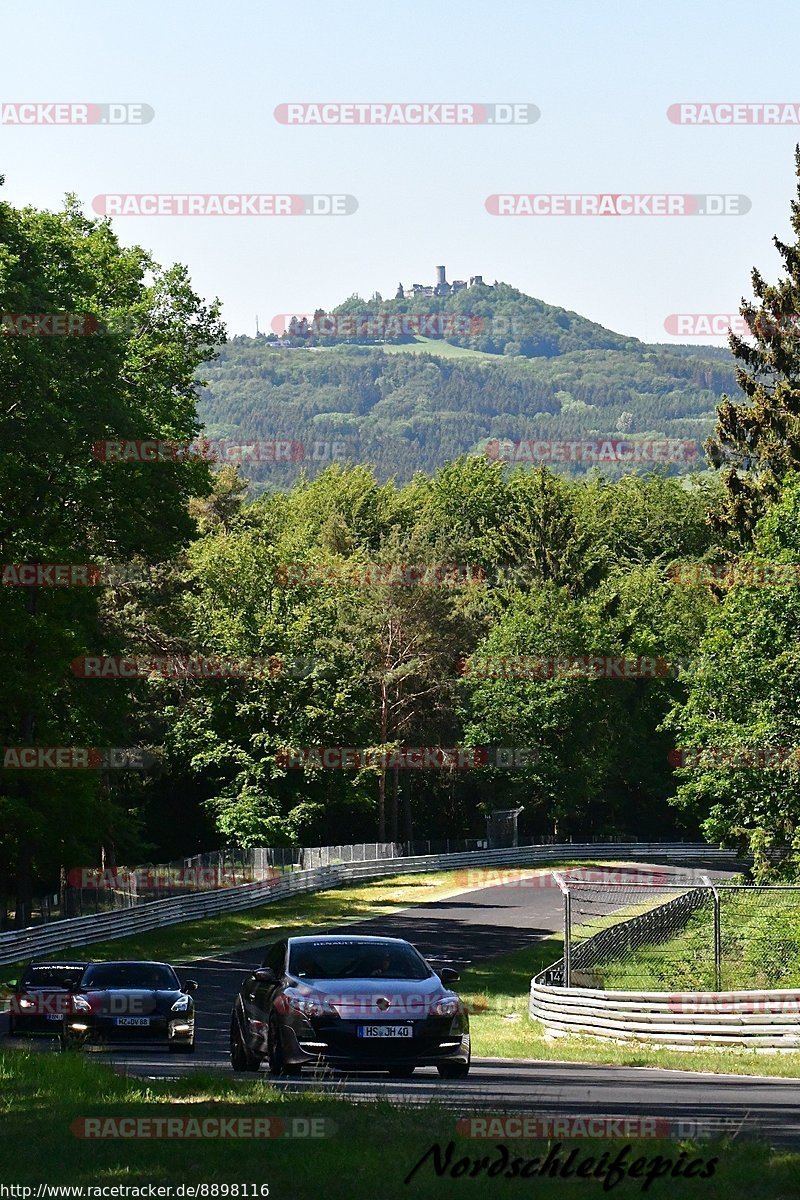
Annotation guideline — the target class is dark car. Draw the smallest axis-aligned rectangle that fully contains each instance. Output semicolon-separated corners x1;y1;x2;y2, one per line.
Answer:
229;934;470;1078
7;960;88;1036
62;960;197;1052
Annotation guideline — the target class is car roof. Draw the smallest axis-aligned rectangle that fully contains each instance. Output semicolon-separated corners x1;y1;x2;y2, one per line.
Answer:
27;960;87;968
287;935;413;947
83;960;175;968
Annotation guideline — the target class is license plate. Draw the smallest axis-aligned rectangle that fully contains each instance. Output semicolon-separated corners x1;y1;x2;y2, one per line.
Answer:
46;1014;62;1021
357;1024;412;1038
114;1017;150;1027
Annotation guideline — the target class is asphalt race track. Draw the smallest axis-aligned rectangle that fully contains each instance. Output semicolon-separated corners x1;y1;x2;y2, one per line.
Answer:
6;859;800;1146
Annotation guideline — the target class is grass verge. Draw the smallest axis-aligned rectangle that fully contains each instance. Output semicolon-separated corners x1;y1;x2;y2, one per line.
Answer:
461;939;800;1078
0;1051;798;1196
594;891;800;991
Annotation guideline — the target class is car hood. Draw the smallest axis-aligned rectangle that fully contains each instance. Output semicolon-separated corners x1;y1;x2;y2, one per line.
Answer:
294;974;456;1020
19;984;71;993
80;988;187;1016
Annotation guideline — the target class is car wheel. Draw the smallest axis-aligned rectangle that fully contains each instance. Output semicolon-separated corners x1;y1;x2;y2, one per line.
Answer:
268;1015;302;1077
230;1015;261;1072
387;1065;415;1078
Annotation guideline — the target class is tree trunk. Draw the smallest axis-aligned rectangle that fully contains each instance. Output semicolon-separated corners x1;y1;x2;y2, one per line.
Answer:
391;765;399;844
403;772;413;847
377;770;386;843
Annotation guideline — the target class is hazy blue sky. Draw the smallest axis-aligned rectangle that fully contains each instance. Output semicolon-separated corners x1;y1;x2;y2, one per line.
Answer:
2;0;799;341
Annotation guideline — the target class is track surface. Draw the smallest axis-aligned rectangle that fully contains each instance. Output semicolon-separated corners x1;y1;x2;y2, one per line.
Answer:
7;859;800;1146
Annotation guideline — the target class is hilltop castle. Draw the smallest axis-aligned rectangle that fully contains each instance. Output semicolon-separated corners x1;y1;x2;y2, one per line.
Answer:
395;266;488;300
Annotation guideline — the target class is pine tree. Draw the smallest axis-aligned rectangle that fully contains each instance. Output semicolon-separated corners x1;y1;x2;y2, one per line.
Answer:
708;145;800;542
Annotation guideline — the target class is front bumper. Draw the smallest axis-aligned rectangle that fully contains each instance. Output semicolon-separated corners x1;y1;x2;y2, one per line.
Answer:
64;1015;194;1045
8;1014;65;1036
278;1014;470;1068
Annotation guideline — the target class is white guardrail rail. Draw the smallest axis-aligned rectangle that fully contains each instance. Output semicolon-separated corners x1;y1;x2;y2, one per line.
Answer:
0;841;735;968
529;980;800;1048
529;874;800;1048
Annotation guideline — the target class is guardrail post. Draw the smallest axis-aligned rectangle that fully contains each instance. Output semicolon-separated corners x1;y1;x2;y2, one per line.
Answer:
701;875;721;991
553;871;571;987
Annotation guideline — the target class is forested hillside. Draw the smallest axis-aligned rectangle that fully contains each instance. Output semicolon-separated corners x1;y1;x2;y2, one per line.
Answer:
198;334;738;487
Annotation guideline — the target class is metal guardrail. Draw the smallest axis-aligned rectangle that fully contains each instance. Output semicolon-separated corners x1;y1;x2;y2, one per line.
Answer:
530;880;800;1048
0;842;737;968
529;979;800;1047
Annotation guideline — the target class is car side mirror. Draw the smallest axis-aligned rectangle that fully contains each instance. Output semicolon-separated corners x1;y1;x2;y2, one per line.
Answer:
254;967;279;985
183;979;198;994
438;967;460;985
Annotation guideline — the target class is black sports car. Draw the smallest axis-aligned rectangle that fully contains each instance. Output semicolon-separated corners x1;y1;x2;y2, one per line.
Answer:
62;960;197;1052
7;960;87;1036
229;934;470;1077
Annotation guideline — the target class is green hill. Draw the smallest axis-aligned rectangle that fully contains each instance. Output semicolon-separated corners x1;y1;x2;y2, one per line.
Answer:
198;283;738;488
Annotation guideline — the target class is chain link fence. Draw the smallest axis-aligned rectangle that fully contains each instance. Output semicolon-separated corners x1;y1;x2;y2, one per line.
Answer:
551;870;800;991
3;837;492;928
3;835;715;931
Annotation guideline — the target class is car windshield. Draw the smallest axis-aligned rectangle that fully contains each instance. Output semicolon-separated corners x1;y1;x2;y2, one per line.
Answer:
288;941;432;981
21;964;85;990
80;963;179;991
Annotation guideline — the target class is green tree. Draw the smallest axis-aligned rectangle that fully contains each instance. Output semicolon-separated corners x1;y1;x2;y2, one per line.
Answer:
0;188;224;922
708;146;800;542
664;476;800;874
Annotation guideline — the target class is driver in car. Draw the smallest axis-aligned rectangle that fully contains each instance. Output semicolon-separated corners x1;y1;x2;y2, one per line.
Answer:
368;949;393;977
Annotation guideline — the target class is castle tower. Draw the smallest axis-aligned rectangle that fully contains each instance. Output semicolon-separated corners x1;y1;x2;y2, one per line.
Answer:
436;265;447;287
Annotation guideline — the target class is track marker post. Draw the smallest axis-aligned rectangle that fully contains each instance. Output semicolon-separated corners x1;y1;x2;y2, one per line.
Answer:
553;871;571;986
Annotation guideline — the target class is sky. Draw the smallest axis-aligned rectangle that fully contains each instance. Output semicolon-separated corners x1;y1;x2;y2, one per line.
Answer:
2;0;800;343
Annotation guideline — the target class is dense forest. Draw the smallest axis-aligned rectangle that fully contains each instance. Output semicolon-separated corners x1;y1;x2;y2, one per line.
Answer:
199;335;737;487
4;154;800;924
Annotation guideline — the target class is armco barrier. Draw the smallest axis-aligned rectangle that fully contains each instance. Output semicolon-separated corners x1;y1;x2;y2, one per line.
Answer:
529;978;800;1048
0;842;738;969
530;882;800;1048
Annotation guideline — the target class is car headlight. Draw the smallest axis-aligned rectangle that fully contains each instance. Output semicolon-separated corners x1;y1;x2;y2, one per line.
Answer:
284;990;338;1017
430;995;460;1017
171;995;192;1012
17;997;35;1009
71;996;92;1013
